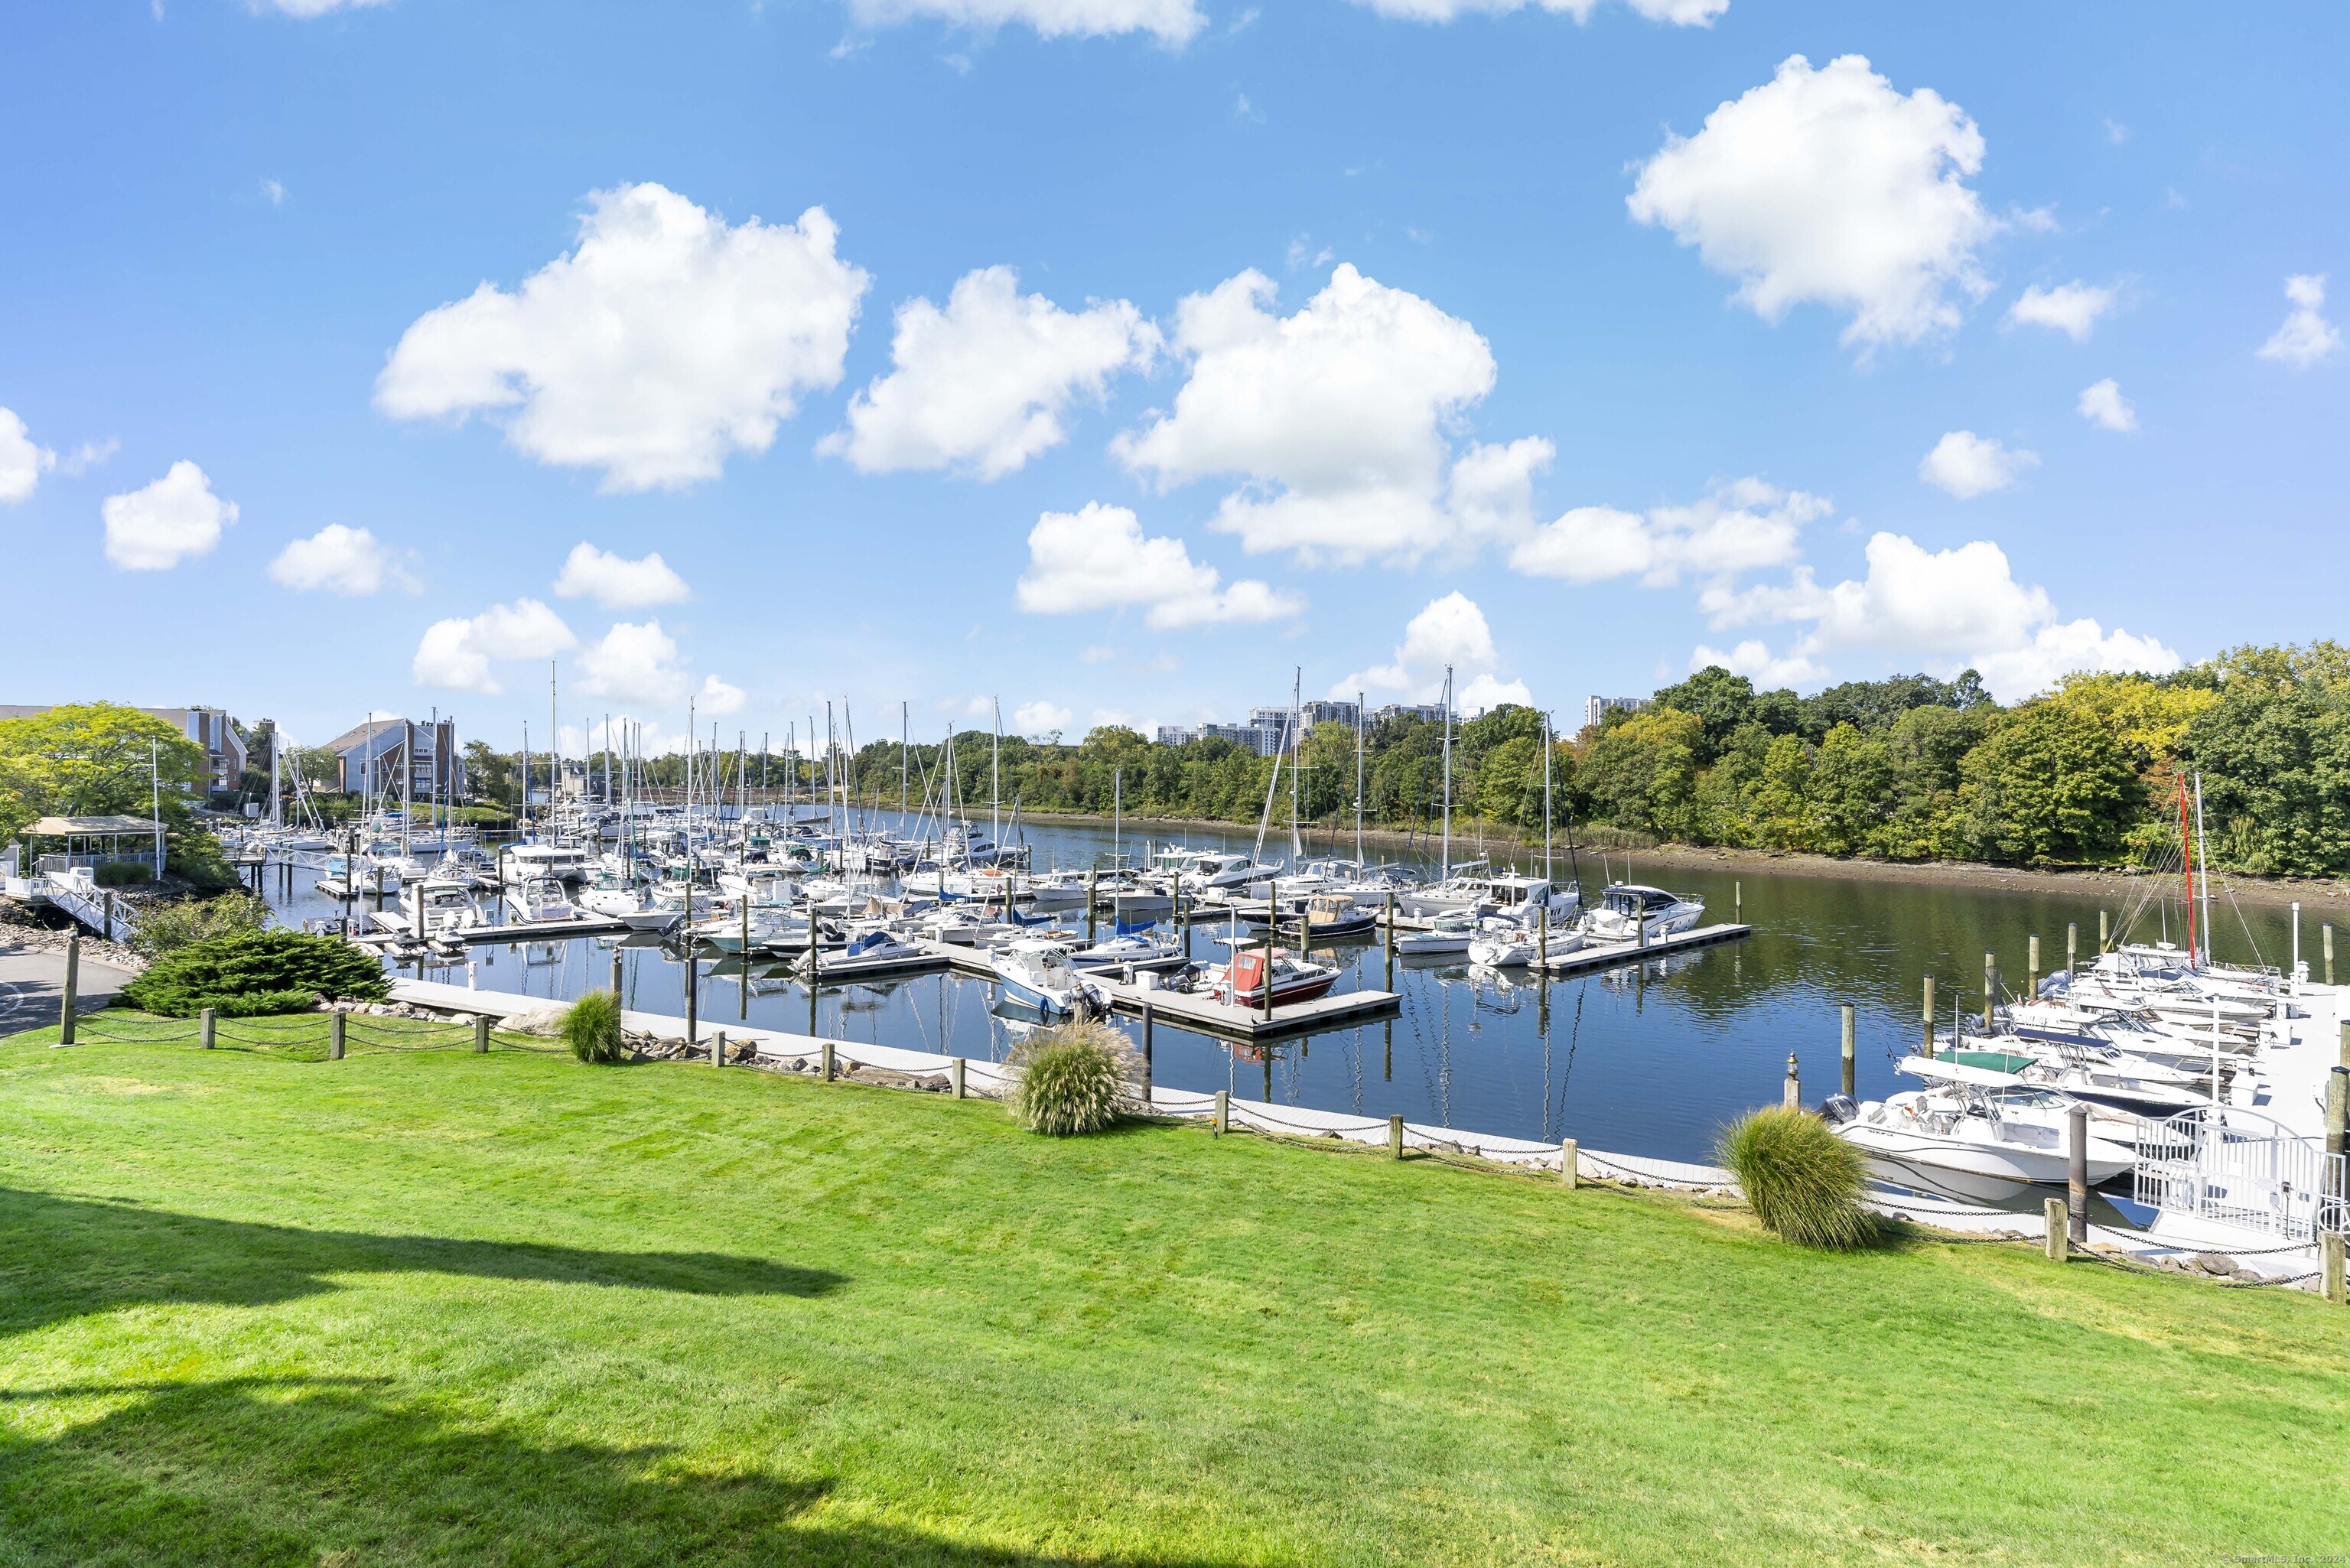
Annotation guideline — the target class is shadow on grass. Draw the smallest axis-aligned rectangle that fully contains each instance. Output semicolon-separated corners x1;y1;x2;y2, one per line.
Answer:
0;1188;844;1339
0;1374;1206;1566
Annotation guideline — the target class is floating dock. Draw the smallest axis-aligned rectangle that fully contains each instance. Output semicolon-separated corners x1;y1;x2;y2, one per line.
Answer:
912;939;1401;1041
1538;922;1752;973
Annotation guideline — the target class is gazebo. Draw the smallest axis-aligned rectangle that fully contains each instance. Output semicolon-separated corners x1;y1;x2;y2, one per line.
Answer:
19;814;168;883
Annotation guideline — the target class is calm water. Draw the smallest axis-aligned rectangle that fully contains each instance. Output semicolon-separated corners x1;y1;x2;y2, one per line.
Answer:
260;818;2309;1169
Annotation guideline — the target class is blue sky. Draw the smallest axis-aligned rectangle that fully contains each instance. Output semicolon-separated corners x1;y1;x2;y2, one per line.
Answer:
2;0;2342;755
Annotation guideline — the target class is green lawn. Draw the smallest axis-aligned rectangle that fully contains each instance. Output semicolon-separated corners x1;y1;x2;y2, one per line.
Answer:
1;1015;2343;1566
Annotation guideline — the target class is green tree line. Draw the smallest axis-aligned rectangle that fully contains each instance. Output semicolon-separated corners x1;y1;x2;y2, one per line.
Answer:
448;640;2350;877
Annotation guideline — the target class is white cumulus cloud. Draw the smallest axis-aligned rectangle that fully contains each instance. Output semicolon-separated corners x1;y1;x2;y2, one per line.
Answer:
1508;477;1827;584
2005;281;2117;342
577;620;699;708
1344;0;1723;24
2257;274;2340;369
1339;591;1528;712
1698;531;2177;700
101;461;236;571
1627;54;1996;352
1919;431;2036;498
822;267;1157;479
1013;699;1073;738
1016;502;1302;630
0;408;56;504
552;542;692;608
840;0;1205;43
1688;639;1828;688
699;674;747;715
2077;378;2137;432
267;524;417;595
411;598;578;695
376;183;869;493
1113;264;1498;566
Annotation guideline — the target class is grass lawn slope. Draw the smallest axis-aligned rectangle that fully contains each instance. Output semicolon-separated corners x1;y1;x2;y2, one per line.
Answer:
2;1015;2345;1565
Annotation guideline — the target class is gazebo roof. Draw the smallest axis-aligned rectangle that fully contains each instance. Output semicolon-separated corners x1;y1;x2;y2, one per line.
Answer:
24;815;164;837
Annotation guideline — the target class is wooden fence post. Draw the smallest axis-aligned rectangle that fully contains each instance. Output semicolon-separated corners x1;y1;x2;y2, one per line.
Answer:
820;1037;835;1082
1782;1053;1799;1110
200;1007;216;1051
330;1011;346;1061
474;1013;490;1054
58;933;79;1046
1559;1137;1577;1189
1389;1114;1404;1160
2325;1234;2345;1306
1213;1089;1229;1136
2044;1198;2068;1262
950;1055;966;1099
712;1028;725;1068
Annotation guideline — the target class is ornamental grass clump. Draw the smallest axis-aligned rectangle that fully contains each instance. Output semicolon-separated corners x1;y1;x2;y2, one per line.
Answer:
121;929;389;1018
563;988;627;1065
1717;1106;1876;1251
1008;1019;1137;1137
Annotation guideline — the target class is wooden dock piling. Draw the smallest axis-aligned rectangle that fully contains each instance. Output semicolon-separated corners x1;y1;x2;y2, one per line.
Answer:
1983;952;1997;1028
2067;1104;2089;1247
1138;1002;1154;1100
1922;974;1936;1059
1782;1053;1799;1109
1840;1005;1855;1098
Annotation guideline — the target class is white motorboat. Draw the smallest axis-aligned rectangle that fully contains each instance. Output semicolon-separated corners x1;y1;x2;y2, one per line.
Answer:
578;870;685;933
1396;909;1482;957
503;873;588;926
990;939;1105;1017
1903;1041;2212;1118
1466;919;1584;968
1580;883;1704;943
386;877;491;940
1202;945;1339;1008
1824;1085;2136;1197
1069;929;1188;974
501;841;592;883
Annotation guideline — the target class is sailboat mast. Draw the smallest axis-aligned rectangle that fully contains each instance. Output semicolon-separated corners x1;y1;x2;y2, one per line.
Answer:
991;698;1001;853
2193;772;2214;968
2176;774;2197;965
1543;711;1553;884
1289;666;1303;862
548;660;558;828
1354;691;1364;868
901;701;910;818
1440;664;1453;882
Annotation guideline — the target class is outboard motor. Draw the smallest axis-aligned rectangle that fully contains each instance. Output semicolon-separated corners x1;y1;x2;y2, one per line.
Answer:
1818;1093;1858;1126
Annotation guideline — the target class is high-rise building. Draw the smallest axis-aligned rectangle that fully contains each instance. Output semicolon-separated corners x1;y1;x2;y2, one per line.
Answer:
1584;695;1650;730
